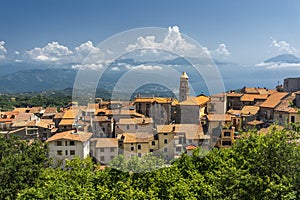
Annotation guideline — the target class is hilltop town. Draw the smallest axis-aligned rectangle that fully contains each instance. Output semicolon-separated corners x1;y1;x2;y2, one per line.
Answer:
1;72;300;166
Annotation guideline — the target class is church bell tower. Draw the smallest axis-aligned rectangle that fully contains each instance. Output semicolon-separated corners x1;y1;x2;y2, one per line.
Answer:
179;71;190;102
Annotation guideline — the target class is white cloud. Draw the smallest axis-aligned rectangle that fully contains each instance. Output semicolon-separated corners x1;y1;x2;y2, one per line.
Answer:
26;42;73;62
15;51;20;55
111;66;120;71
0;41;7;60
256;61;300;69
71;63;103;70
126;26;206;57
213;43;231;58
271;40;297;54
125;64;162;71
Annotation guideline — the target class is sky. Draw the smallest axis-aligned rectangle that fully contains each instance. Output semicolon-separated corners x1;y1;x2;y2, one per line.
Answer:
1;0;300;65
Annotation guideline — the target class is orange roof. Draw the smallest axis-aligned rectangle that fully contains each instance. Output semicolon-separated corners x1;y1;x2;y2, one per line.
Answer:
91;138;118;148
46;130;92;142
44;107;57;113
244;87;259;94
93;116;109;122
179;96;209;106
36;119;54;129
240;94;268;102
247;120;264;126
62;109;80;119
12;107;30;113
260;92;289;108
118;117;153;125
134;97;173;104
227;109;242;115
186;145;197;150
227;93;243;97
274;94;298;114
119;133;154;143
59;119;75;126
206;114;232;122
156;124;207;140
241;106;260;115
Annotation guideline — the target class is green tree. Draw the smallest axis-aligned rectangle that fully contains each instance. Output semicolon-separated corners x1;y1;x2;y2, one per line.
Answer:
0;135;48;199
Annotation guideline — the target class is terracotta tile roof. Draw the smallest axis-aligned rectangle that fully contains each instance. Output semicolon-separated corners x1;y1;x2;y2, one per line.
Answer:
227;109;242;115
62;109;80;119
29;107;43;114
12;107;30;113
206;114;232;122
241;106;260;115
54;112;64;119
186;145;197;150
106;109;144;117
59;119;75;126
93;116;109;122
118;117;153;125
46;130;92;142
227;93;243;97
36;119;54;129
91;138;118;148
244;87;259;94
119;133;154;143
274;93;298;113
247;120;264;126
12;113;35;123
134;97;173;104
240;94;268;102
44;107;57;114
260;92;289;108
257;88;269;95
156;124;208;140
179;96;209;106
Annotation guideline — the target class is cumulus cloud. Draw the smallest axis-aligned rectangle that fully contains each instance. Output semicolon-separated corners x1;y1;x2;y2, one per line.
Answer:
271;40;297;54
111;66;120;71
0;41;7;60
213;43;230;58
26;42;73;62
71;63;103;70
126;26;206;57
256;62;300;69
125;64;163;71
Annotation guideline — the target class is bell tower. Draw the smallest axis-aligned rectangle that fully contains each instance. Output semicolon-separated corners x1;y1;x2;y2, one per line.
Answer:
179;71;189;102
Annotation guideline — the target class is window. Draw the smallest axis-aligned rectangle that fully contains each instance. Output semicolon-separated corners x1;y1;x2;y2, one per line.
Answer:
135;124;138;129
137;144;141;150
70;150;75;155
164;148;168;152
56;141;62;146
65;141;68;146
163;133;168;135
65;150;68;155
110;147;115;152
222;141;232;146
188;140;192;144
224;131;231;137
57;150;62;155
291;116;295;123
138;153;142;157
151;141;155;146
102;127;105;132
179;137;184;144
70;141;75;146
176;147;182;152
279;114;282;119
100;156;105;161
149;149;154;153
110;156;115;160
127;125;130;130
164;139;168;144
100;148;104;152
130;146;134;151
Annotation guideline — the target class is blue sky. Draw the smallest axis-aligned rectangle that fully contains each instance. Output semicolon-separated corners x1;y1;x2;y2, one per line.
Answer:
1;0;300;65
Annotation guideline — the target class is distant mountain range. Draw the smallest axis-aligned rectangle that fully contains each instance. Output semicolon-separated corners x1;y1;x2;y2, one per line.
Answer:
264;54;300;63
0;54;299;94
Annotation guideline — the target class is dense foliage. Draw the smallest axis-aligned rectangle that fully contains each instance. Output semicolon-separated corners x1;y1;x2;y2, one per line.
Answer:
0;127;299;199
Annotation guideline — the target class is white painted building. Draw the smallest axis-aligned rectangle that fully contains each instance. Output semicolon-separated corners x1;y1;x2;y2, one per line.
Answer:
90;138;118;164
46;130;92;165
